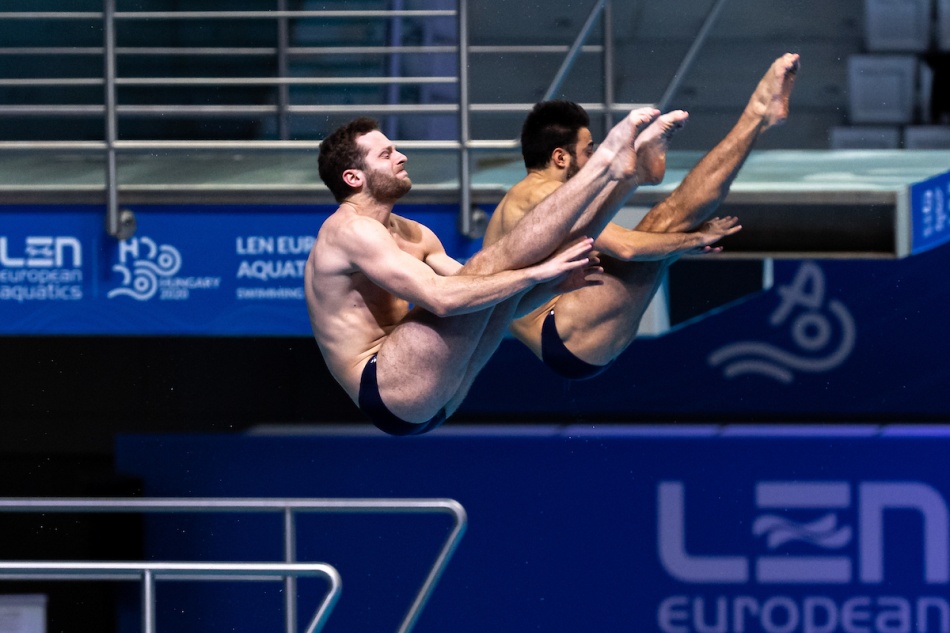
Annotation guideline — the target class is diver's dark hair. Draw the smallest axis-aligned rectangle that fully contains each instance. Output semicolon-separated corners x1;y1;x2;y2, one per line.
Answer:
317;117;380;202
520;100;590;169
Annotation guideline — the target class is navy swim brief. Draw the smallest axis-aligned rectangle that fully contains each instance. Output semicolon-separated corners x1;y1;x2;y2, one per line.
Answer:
540;309;612;380
358;354;446;436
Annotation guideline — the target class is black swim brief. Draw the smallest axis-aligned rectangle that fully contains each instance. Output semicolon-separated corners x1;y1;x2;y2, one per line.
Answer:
541;309;613;380
358;354;446;436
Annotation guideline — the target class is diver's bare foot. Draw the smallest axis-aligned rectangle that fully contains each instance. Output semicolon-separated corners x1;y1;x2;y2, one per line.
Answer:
598;107;659;181
747;53;800;131
633;110;688;185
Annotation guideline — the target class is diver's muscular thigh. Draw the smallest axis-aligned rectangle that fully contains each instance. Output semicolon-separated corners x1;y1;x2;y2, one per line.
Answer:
551;275;652;365
374;311;488;421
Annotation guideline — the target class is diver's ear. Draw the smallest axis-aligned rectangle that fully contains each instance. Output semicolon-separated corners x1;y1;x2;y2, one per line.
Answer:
551;147;570;169
342;168;365;189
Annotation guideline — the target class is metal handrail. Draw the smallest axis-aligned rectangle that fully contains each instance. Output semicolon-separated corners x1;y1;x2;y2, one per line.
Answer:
0;561;342;633
457;0;473;235
0;1;616;239
0;4;616;121
0;10;458;19
542;0;607;102
0;497;468;633
0;45;601;57
103;0;121;238
657;0;729;111
0;77;459;87
0;102;656;118
0;0;725;237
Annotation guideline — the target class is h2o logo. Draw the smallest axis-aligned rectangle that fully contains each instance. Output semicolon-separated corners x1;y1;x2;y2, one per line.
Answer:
658;481;949;585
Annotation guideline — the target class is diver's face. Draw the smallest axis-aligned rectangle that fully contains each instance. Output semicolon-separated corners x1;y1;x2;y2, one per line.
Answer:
566;127;594;180
357;130;412;201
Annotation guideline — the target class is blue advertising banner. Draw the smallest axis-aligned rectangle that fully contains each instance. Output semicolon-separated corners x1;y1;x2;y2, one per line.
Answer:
4;201;949;419
0;203;475;335
115;426;950;633
911;169;950;255
460;243;950;419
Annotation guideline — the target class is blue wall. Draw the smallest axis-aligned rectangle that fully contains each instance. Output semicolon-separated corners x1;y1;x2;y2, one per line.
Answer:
116;426;950;633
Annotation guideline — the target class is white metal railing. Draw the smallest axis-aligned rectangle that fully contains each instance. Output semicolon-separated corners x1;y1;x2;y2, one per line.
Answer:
0;0;725;238
0;497;468;633
0;561;341;633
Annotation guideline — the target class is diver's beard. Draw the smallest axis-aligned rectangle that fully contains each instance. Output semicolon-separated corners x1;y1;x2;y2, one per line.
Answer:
565;158;580;181
366;168;412;202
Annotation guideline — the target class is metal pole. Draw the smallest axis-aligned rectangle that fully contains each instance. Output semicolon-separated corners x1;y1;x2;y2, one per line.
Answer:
0;497;464;633
657;0;730;111
385;0;405;139
142;569;156;633
457;0;474;237
602;0;615;131
396;500;468;633
541;0;606;102
284;506;298;633
103;0;135;239
277;0;290;140
104;0;118;236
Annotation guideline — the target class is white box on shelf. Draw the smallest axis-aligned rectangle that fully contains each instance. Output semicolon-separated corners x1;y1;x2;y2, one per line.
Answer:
848;55;919;123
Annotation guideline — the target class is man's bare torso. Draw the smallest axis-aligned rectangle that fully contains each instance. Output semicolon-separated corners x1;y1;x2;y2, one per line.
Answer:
305;206;431;402
483;171;565;345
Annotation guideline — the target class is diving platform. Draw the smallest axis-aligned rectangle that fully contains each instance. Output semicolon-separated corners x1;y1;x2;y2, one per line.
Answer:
2;148;948;260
